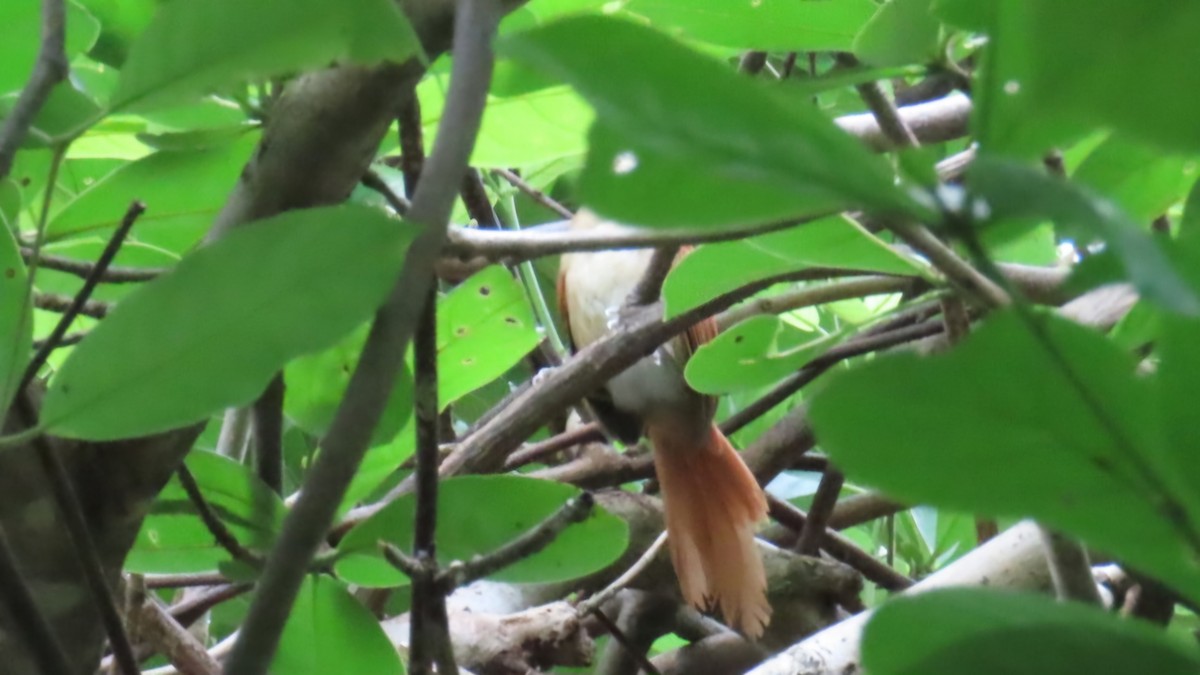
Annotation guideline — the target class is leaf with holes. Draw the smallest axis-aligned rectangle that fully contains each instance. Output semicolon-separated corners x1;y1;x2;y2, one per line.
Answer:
41;205;415;440
335;475;628;587
438;265;540;409
127;450;284;574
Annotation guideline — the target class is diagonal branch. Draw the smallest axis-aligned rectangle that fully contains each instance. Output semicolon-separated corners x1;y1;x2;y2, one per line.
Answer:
0;0;68;180
224;0;504;672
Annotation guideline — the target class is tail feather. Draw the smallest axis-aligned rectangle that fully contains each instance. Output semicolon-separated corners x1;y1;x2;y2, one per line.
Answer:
649;423;770;638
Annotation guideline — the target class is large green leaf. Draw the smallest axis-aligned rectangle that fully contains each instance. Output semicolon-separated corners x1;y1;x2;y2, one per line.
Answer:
41;205;414;440
77;0;158;68
663;215;922;318
48;133;259;256
110;0;420;112
623;0;878;51
809;309;1200;603
969;158;1199;315
0;226;31;412
1071;135;1198;227
336;475;628;588
0;1;100;95
127;450;285;574
864;589;1200;675
502;15;921;227
438;266;539;409
685;316;839;395
963;1;1200;156
273;576;405;675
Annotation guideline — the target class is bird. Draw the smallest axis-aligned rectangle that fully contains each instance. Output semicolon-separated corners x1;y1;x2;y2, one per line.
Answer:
557;210;770;637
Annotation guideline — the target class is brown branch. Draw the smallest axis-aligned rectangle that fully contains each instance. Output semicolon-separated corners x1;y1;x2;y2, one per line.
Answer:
627;245;680;307
176;465;263;566
251;374;285;494
22;200;145;389
503;422;604;470
20;248;164;283
0;0;68;179
32;291;111;319
794;468;844;556
767;494;913;591
491;167;573;219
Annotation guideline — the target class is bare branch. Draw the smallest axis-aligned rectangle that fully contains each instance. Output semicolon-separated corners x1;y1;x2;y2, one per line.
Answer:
224;1;506;671
491;167;574;219
0;0;68;179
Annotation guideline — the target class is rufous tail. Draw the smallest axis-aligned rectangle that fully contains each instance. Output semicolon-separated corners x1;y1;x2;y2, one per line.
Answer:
648;423;770;638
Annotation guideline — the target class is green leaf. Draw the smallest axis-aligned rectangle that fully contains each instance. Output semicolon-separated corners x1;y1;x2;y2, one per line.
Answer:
1071;135;1198;226
414;65;594;167
809;309;1200;602
864;589;1200;675
438;266;540;408
273;576;405;675
854;0;942;67
623;0;878;52
502;15;920;227
969;1;1200;156
127;450;285;574
0;84;103;147
579;121;844;228
42;205;415;440
110;0;420;112
0;226;32;412
0;1;100;95
285;323;413;446
663;215;922;318
686;316;838;394
969;158;1200;315
49;133;259;256
77;0;158;68
336;475;628;587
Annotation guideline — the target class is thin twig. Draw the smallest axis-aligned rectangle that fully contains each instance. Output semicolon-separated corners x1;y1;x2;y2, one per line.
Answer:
0;0;68;179
439;493;594;589
795;468;844;556
380;541;426;579
491;167;573;219
627;246;679;307
503;422;604;470
577;532;669;618
251;374;285;494
21;201;145;390
30;330;86;351
717;275;915;330
460;167;499;227
177;465;263;566
362;169;411;215
223;1;501;672
410;284;457;675
767;494;913;591
32;291;111;319
397;95;424;197
0;523;73;675
19;248;164;283
591;606;663;675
